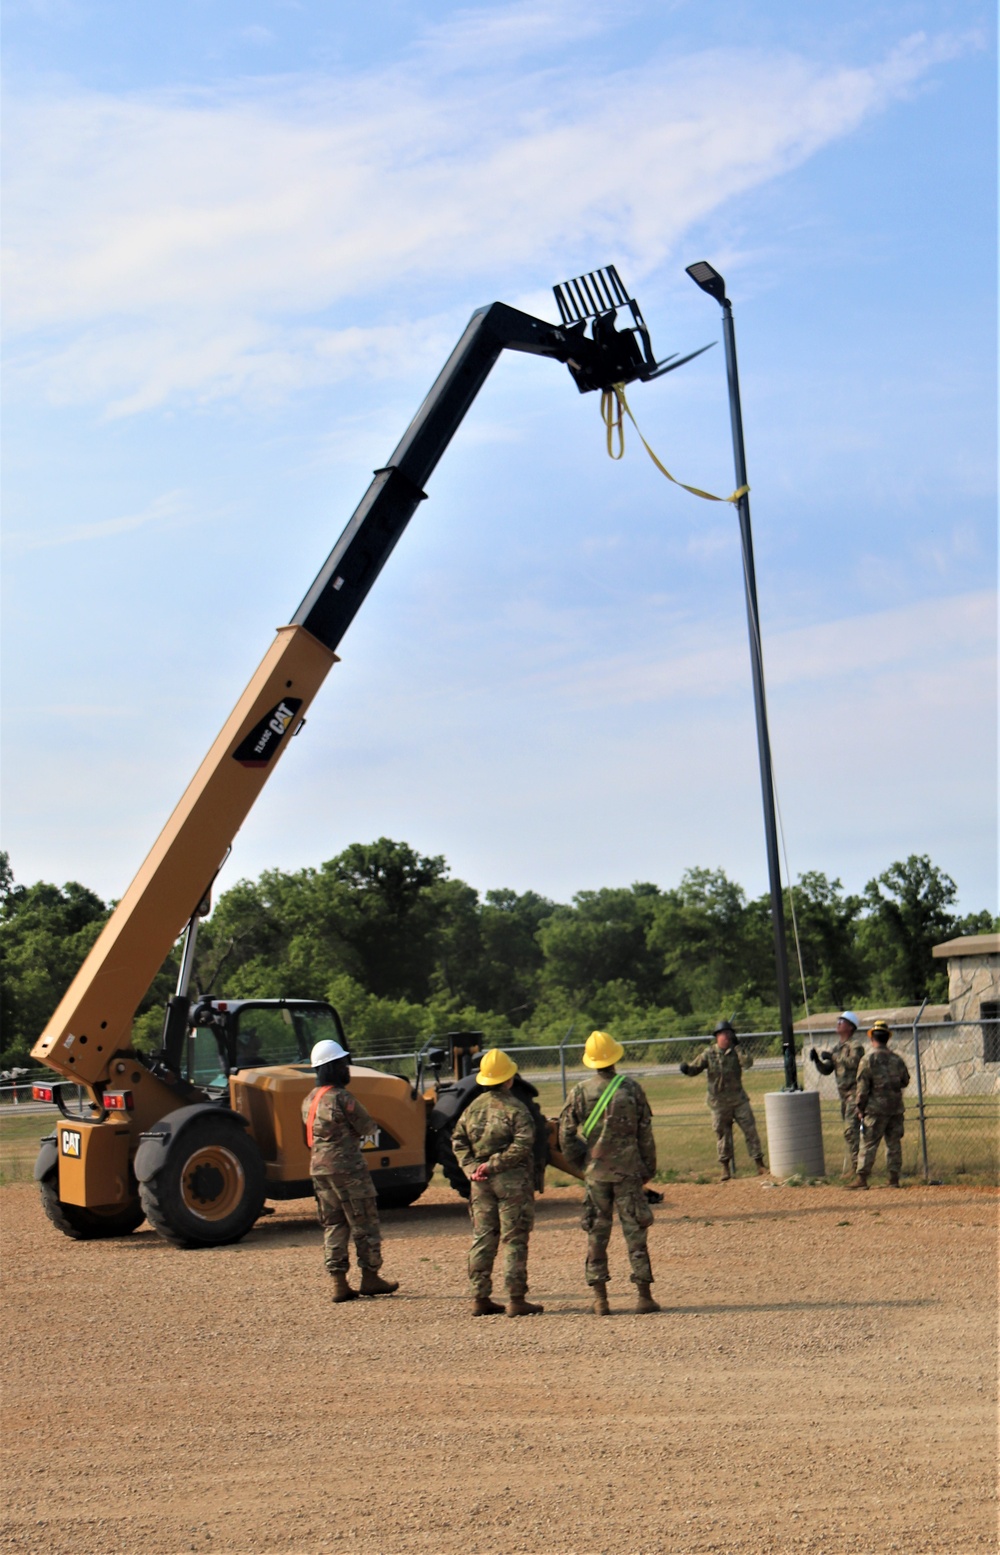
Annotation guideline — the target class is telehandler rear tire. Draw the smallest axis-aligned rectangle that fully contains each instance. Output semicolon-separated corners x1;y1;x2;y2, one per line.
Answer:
435;1127;472;1199
39;1178;146;1240
139;1115;266;1248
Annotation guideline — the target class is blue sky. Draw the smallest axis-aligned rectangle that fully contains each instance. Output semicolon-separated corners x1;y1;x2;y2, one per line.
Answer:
2;0;996;917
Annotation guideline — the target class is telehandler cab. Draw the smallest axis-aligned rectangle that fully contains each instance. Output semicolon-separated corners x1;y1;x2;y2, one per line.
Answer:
31;266;701;1246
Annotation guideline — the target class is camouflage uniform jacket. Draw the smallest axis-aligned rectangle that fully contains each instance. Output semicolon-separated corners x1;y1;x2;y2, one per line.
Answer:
813;1039;866;1102
452;1090;534;1184
687;1043;753;1104
558;1074;656;1183
855;1048;909;1117
301;1085;376;1178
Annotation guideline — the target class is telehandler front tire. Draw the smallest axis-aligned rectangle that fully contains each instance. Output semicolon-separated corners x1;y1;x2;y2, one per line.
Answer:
39;1177;146;1240
139;1115;266;1248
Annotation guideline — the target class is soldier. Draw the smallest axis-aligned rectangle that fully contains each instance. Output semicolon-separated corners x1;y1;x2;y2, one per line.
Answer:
558;1030;659;1316
809;1010;866;1177
679;1020;768;1181
849;1020;910;1189
451;1048;542;1318
301;1037;399;1302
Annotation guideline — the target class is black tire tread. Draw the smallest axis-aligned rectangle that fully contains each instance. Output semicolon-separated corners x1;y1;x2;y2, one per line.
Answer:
138;1117;266;1248
39;1178;145;1240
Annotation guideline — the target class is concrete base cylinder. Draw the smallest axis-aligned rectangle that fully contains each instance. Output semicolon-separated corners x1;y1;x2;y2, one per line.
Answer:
764;1090;826;1179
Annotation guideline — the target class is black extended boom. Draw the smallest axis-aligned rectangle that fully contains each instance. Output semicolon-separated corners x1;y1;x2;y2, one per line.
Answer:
293;270;708;654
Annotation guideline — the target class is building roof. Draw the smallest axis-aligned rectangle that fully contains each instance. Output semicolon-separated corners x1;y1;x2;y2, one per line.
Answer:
931;933;1000;959
794;1005;949;1033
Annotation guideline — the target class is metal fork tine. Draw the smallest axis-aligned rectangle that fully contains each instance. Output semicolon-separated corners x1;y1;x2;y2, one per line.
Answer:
606;265;627;305
580;274;601;314
592;271;614;311
569;279;588;319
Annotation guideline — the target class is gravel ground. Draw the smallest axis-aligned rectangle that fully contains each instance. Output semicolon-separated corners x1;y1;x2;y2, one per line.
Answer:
2;1179;996;1554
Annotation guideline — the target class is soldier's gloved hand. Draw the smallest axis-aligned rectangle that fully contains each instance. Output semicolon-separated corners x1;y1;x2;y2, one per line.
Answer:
809;1047;819;1064
679;1062;692;1076
730;1034;739;1046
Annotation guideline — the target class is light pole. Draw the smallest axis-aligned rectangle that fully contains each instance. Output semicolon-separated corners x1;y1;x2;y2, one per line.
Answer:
686;261;798;1090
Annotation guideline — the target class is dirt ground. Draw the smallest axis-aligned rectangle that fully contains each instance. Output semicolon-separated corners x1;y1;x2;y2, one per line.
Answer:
1;1178;996;1555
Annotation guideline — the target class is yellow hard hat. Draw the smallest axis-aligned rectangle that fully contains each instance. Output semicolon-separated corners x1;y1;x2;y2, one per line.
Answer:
583;1030;625;1069
869;1019;892;1040
476;1048;518;1086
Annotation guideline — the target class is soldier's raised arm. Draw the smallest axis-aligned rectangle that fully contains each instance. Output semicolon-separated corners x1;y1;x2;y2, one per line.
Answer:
485;1101;534;1175
679;1047;709;1077
737;1044;754;1071
810;1048;836;1074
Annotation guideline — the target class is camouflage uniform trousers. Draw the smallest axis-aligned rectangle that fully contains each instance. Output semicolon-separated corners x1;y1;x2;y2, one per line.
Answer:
839;1094;861;1172
312;1172;383;1275
467;1174;535;1298
858;1112;904;1177
582;1177;653;1288
711;1098;763;1164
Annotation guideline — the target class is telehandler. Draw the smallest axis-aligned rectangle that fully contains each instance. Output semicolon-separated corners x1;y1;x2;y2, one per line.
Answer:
31;267;701;1246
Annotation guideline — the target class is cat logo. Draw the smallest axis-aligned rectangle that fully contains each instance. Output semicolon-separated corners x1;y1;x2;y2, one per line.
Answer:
61;1130;82;1158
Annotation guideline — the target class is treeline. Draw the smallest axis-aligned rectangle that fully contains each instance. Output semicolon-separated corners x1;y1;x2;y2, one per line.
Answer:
1;842;993;1069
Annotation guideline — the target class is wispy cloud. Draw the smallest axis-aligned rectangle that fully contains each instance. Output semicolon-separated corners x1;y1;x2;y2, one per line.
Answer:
2;16;976;413
531;588;997;707
3;490;186;552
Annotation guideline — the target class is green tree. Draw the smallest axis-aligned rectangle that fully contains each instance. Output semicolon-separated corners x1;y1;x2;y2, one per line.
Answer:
859;855;960;1003
0;863;109;1066
539;884;663;1007
647;867;772;1015
780;870;865;1011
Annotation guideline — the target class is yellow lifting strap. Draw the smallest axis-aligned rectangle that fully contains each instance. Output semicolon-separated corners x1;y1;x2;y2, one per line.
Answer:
600;382;749;505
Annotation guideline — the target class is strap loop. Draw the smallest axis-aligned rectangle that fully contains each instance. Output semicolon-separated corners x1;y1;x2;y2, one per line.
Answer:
600;382;748;505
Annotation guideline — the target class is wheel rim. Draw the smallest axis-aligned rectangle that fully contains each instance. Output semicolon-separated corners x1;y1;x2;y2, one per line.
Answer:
179;1145;246;1221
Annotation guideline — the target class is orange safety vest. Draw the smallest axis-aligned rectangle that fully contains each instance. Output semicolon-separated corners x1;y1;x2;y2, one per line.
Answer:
305;1085;333;1147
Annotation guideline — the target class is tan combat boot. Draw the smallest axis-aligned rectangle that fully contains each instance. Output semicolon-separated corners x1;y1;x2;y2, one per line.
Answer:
635;1282;660;1314
330;1271;358;1303
506;1292;544;1317
359;1268;399;1297
847;1172;869;1191
755;1158;769;1177
719;1161;732;1182
591;1281;610;1317
471;1295;505;1316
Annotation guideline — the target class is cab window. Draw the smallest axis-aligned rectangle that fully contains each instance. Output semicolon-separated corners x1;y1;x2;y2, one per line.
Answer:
233;1006;302;1068
186;1028;227;1092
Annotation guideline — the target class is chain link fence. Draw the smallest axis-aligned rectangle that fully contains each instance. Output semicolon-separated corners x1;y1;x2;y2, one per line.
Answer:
5;1020;996;1184
354;1020;999;1185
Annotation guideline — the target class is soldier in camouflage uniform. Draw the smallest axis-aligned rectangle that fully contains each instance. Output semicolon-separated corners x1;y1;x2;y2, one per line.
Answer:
809;1010;866;1176
301;1038;399;1302
558;1030;659;1316
451;1048;542;1318
679;1021;768;1180
849;1020;910;1189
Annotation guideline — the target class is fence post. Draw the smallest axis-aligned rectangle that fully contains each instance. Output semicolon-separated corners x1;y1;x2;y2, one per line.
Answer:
911;997;930;1183
559;1022;575;1101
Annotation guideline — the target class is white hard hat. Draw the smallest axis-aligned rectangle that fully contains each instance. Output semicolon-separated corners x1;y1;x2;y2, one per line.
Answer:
839;1011;860;1030
311;1039;349;1067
